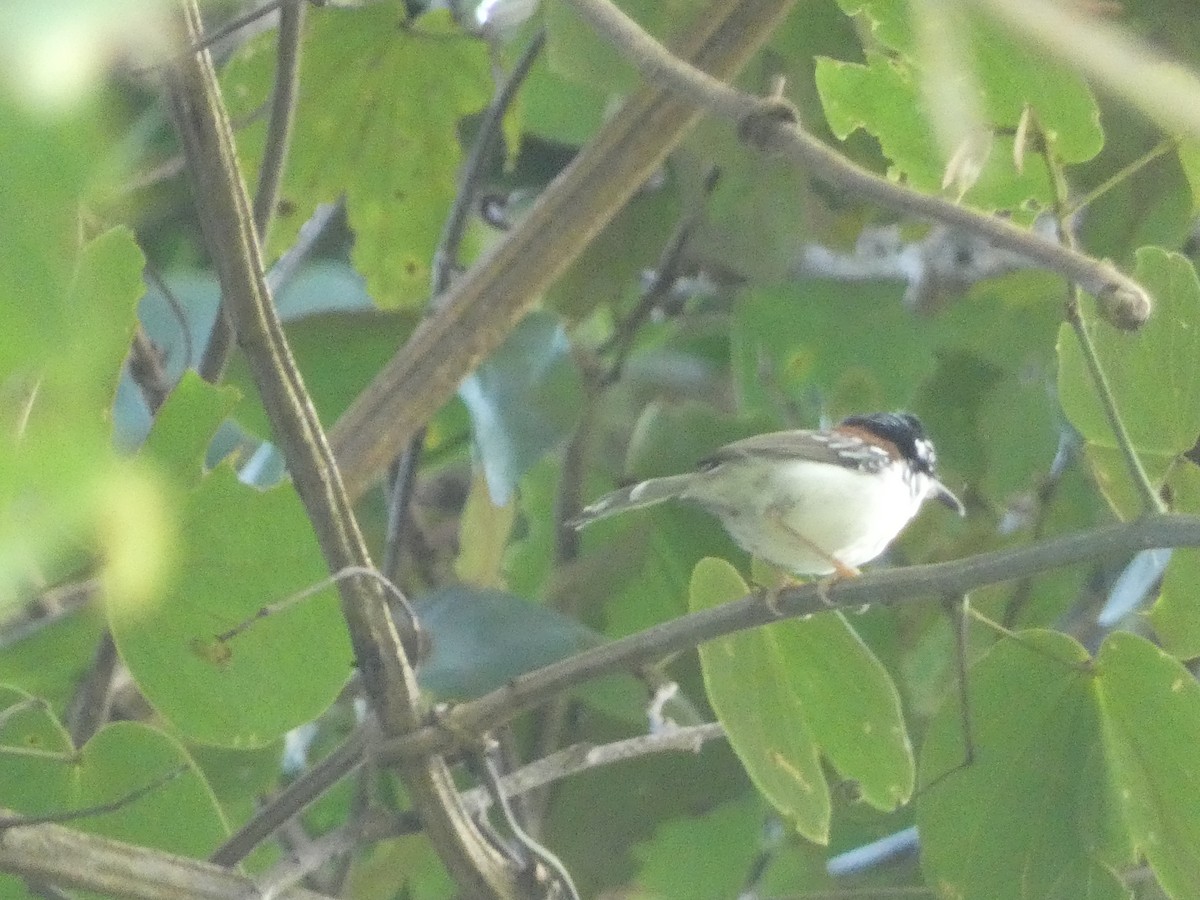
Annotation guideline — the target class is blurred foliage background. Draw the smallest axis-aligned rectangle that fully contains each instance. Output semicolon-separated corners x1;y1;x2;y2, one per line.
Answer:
5;0;1200;898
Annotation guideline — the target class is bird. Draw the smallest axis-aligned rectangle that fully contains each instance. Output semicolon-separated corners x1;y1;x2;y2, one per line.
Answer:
571;412;964;578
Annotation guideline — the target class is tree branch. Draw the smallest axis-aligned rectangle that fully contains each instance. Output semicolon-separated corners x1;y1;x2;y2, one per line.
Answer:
327;0;798;502
378;514;1200;762
561;0;1152;332
459;723;727;816
161;3;522;895
0;811;332;900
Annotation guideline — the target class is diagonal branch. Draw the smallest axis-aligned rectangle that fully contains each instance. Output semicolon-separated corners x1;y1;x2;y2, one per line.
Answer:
378;513;1200;763
327;0;798;502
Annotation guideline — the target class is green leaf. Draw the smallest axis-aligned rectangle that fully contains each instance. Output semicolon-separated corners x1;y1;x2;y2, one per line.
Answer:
141;372;240;486
1097;631;1200;899
1150;465;1200;657
1058;248;1200;516
0;612;105;710
544;0;691;95
520;50;609;144
815;53;1057;213
769;611;914;810
732;279;938;419
109;466;352;748
0;698;227;862
0;90;96;373
415;584;602;700
459;311;583;506
223;5;491;308
454;471;516;588
546;181;681;320
830;0;1102;166
681;118;811;285
1177;140;1200;213
0;684;72;764
1;225;150;613
917;631;1132;900
632;794;762;900
691;558;830;842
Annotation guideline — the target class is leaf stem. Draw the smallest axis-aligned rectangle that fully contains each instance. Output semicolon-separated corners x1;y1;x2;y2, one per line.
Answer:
1036;122;1166;516
1066;137;1175;217
1065;298;1166;514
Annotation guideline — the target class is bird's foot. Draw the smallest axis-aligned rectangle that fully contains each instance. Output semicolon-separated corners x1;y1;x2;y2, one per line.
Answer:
815;559;861;607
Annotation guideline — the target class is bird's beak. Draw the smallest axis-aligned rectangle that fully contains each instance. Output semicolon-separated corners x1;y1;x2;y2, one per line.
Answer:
932;480;966;516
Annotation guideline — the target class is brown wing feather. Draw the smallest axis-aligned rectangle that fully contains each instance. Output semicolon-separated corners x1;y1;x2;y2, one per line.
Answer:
698;429;839;468
697;427;892;472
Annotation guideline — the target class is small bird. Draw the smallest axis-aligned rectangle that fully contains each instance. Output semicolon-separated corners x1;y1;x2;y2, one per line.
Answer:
572;412;964;577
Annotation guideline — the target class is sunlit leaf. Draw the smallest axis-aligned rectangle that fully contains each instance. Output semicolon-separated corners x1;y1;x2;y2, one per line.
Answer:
223;5;492;308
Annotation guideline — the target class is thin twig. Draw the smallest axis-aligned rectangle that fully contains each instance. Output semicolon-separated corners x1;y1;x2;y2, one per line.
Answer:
64;631;120;747
528;163;722;827
211;565;419;647
599;165;720;385
561;0;1152;331
266;198;344;296
71;304;174;745
245;723;727;884
0;581;96;650
320;763;373;896
1001;430;1075;627
378;514;1200;762
1066;137;1176;217
434;28;546;299
209;725;369;867
1064;299;1165;514
381;29;546;586
143;261;194;372
478;743;581;900
127;327;171;413
460;723;726;816
189;0;288;56
200;0;306;382
1035;127;1166;516
251;0;305;244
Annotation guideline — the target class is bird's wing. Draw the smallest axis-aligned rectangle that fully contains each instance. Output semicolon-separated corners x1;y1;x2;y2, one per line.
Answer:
697;428;891;472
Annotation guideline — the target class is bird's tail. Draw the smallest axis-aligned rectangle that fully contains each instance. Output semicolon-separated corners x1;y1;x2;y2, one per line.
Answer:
570;474;695;529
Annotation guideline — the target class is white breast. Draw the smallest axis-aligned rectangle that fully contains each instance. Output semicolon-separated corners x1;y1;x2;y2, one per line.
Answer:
680;458;924;575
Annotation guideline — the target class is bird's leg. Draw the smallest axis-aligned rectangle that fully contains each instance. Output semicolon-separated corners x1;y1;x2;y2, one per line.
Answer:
761;508;861;614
